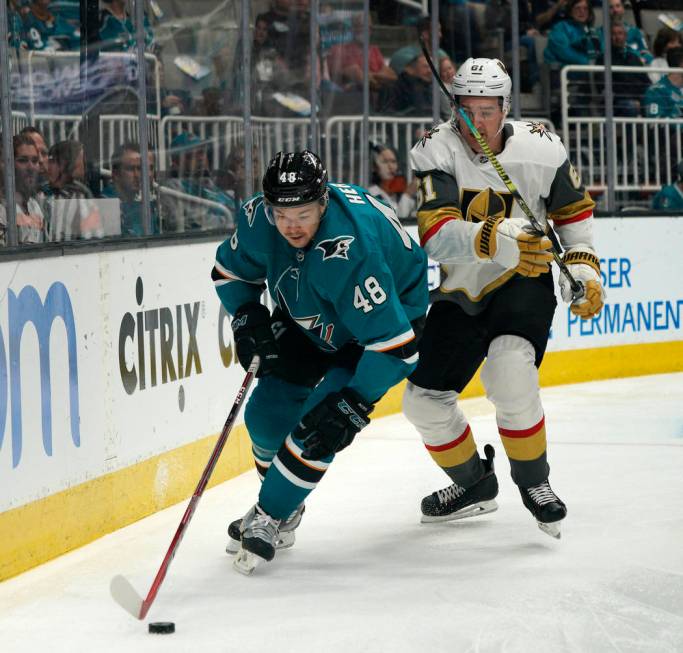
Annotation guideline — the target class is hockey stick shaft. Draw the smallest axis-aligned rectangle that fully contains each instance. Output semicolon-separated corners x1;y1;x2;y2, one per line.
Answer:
111;355;260;620
417;39;584;300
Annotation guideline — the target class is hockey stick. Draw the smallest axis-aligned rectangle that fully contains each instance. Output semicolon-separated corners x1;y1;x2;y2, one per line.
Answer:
418;39;585;300
110;355;261;620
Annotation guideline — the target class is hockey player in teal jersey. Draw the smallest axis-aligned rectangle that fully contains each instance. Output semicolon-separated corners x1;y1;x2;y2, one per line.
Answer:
212;150;428;574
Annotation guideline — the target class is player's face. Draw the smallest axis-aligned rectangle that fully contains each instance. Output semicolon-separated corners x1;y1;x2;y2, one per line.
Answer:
457;96;505;154
273;200;324;248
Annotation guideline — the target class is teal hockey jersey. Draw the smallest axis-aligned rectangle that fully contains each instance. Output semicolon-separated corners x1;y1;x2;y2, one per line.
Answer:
212;182;428;402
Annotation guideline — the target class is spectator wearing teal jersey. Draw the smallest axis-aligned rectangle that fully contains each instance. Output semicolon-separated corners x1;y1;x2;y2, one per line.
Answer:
101;141;160;236
643;48;683;118
23;0;80;51
8;1;27;50
99;0;154;52
597;0;652;65
544;0;601;65
651;161;683;212
161;133;237;232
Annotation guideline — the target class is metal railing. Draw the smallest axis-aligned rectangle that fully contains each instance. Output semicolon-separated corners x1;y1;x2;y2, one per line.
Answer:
159;114;311;173
157;184;235;233
561;65;683;192
99;114;161;174
324;115;555;184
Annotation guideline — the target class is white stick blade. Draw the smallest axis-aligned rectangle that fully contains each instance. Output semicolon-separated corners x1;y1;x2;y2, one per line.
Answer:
110;575;144;619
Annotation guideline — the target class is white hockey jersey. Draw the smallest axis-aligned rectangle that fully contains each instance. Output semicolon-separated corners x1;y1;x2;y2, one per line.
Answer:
410;120;595;314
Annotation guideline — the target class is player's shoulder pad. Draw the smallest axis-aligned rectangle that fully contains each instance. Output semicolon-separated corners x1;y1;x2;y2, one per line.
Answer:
410;121;458;171
233;193;275;248
508;120;567;167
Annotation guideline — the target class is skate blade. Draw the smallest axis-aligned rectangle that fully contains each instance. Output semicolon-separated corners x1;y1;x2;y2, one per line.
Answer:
537;520;561;539
421;499;498;524
233;549;267;575
227;531;295;556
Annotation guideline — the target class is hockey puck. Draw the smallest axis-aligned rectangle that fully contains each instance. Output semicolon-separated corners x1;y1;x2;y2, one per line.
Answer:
148;622;175;634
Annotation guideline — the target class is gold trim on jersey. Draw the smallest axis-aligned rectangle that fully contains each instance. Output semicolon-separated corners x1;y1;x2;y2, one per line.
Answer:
440;268;517;302
548;191;595;223
417;206;463;241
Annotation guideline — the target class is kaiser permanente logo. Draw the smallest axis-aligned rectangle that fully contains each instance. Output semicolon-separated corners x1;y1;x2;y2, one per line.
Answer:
0;282;80;468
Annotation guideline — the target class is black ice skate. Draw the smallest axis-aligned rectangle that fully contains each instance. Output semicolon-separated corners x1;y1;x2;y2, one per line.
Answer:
226;504;305;554
519;479;567;539
233;504;282;575
421;444;499;523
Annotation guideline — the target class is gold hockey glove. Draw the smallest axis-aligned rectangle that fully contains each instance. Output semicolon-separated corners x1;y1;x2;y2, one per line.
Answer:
475;216;554;277
558;248;605;319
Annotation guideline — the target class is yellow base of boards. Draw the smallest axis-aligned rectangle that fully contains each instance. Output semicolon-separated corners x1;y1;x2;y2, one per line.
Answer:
1;340;682;582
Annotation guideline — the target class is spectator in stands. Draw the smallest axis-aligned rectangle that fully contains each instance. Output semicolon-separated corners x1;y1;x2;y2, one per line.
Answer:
99;0;154;52
257;0;309;72
648;27;682;84
8;0;27;51
596;20;651;116
216;142;261;209
485;0;540;91
643;47;683;118
23;0;80;51
44;140;103;241
651;160;683;212
532;0;567;32
327;13;396;93
19;126;49;187
101;141;160;236
597;0;652;65
367;143;417;220
544;0;601;65
390;16;452;77
0;134;46;244
193;87;224;117
440;1;483;62
440;56;456;85
385;53;435;117
161;132;236;232
230;13;291;112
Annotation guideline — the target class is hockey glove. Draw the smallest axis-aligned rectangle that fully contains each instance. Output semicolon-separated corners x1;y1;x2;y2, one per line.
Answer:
474;216;554;277
231;302;280;376
558;247;605;319
297;388;372;460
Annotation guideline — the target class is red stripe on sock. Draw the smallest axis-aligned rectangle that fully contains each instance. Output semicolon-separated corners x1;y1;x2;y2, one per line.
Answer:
425;424;471;452
498;416;545;438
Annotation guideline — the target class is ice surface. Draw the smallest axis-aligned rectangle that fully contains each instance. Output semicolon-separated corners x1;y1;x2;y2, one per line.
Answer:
1;374;682;653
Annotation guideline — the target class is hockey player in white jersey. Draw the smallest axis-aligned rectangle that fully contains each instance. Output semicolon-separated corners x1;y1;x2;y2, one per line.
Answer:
403;58;605;538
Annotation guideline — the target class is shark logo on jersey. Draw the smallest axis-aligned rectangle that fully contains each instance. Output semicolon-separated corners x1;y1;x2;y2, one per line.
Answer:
526;121;553;141
276;289;336;350
316;236;355;261
243;196;260;227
